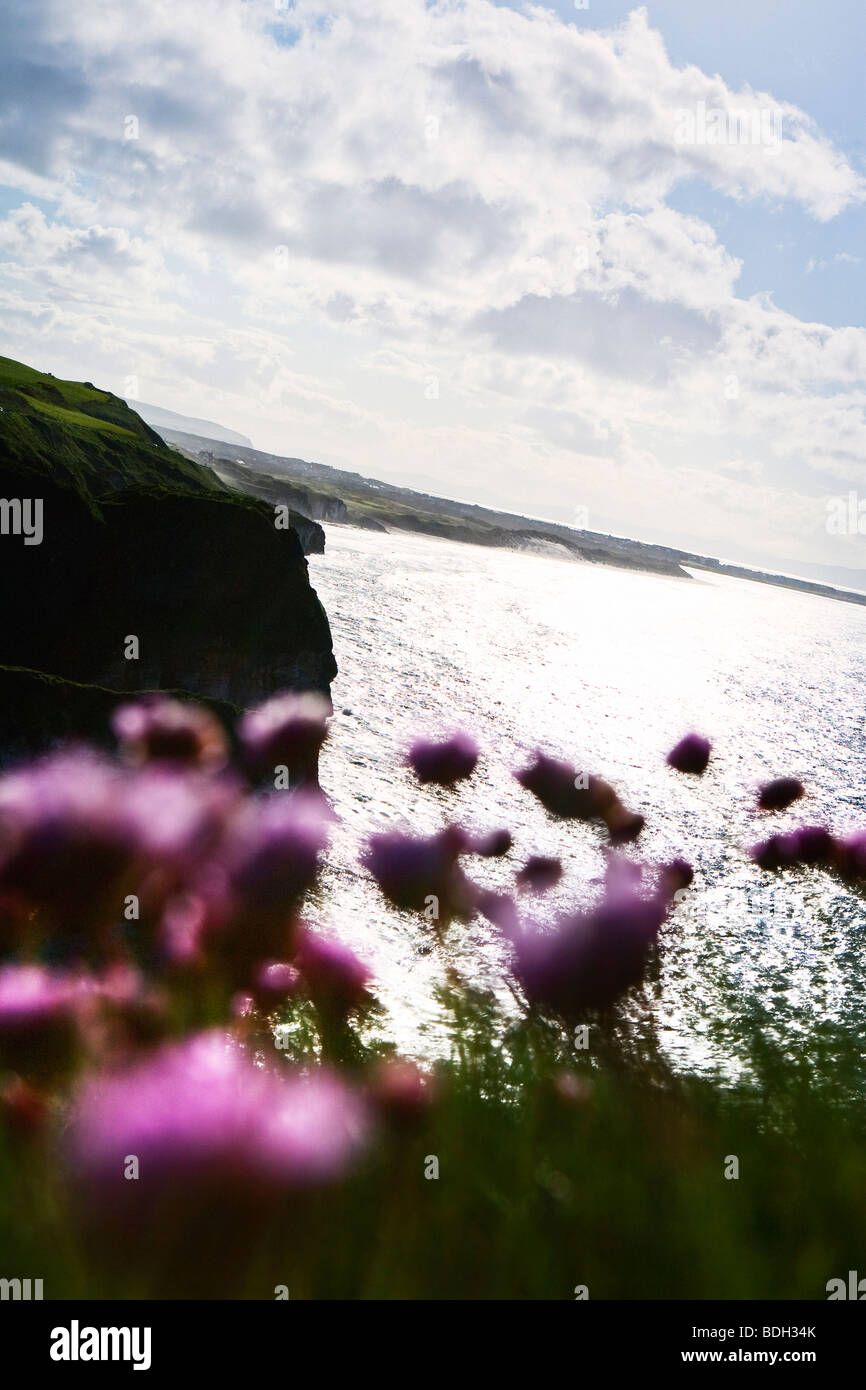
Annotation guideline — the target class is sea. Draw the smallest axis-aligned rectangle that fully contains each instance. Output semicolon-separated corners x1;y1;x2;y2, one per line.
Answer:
307;525;866;1077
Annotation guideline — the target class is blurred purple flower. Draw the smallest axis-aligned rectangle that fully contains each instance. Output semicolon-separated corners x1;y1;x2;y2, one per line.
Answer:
602;804;645;844
0;965;86;1081
792;826;835;865
226;791;333;911
253;960;302;1007
832;830;866;880
0;752;137;933
122;766;239;875
516;855;563;894
407;732;479;786
239;691;331;782
507;863;670;1017
113;696;228;772
467;828;512;858
658;857;695;897
475;888;520;935
750;833;799;870
369;1058;434;1127
751;826;834;870
172;791;334;982
515;752;644;845
362;826;475;924
514;752;617;820
66;1031;369;1238
757;776;805;812
294;927;372;1017
666;733;712;775
158;889;214;972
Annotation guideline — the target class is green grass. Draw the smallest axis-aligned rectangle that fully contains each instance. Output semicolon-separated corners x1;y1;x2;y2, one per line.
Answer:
24;396;137;436
0;353;240;513
2;984;864;1299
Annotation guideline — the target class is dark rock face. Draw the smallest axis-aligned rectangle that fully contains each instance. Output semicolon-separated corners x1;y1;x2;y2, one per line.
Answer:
0;356;337;769
0;667;239;766
0;472;337;710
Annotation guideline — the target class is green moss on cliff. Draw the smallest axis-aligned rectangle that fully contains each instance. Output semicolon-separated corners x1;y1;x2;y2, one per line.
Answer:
0;665;241;766
0;354;228;511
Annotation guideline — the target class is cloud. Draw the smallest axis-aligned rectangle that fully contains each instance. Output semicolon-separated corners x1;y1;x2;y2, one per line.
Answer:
0;0;864;566
474;286;720;384
806;251;861;273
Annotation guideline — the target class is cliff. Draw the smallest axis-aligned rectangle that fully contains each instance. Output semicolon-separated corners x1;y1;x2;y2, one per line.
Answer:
0;355;336;760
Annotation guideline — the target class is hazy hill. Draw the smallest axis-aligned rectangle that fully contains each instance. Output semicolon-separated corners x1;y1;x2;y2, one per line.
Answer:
127;397;253;448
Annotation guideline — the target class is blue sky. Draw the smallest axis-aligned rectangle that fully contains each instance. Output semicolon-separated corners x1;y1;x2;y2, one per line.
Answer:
507;0;866;327
1;0;865;574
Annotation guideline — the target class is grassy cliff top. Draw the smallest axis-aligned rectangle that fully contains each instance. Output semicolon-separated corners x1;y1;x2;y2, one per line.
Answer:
0;353;229;511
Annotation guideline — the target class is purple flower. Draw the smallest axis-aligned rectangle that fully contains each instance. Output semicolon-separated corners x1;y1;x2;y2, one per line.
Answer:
601;804;645;844
832;831;866;880
407;732;479;786
226;791;333;909
113;697;228;771
369;1059;434;1126
666;733;712;775
115;769;242;938
516;855;563;894
294;927;372;1017
757;777;805;812
158;890;214;972
66;1031;369;1240
515;752;642;844
514;752;617;820
0;965;86;1081
467;828;512;858
253;960;302;1006
750;833;799;870
216;791;335;977
475;888;520;935
239;691;331;782
792;826;835;865
122;766;239;874
362;826;475;924
507;864;669;1017
659;858;694;896
751;826;834;870
0;752;137;933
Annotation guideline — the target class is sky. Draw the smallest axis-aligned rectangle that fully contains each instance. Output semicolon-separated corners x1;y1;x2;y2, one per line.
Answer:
1;0;865;573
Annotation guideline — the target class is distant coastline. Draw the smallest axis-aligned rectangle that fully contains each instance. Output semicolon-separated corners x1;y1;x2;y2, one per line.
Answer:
163;426;866;609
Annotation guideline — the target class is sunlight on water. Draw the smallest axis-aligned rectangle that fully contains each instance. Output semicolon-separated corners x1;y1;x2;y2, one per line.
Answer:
308;527;866;1075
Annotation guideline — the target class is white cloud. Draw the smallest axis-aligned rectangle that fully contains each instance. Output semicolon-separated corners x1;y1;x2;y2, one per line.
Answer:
0;0;864;566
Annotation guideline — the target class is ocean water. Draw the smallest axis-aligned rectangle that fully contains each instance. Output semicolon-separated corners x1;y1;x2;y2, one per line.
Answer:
307;526;866;1075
